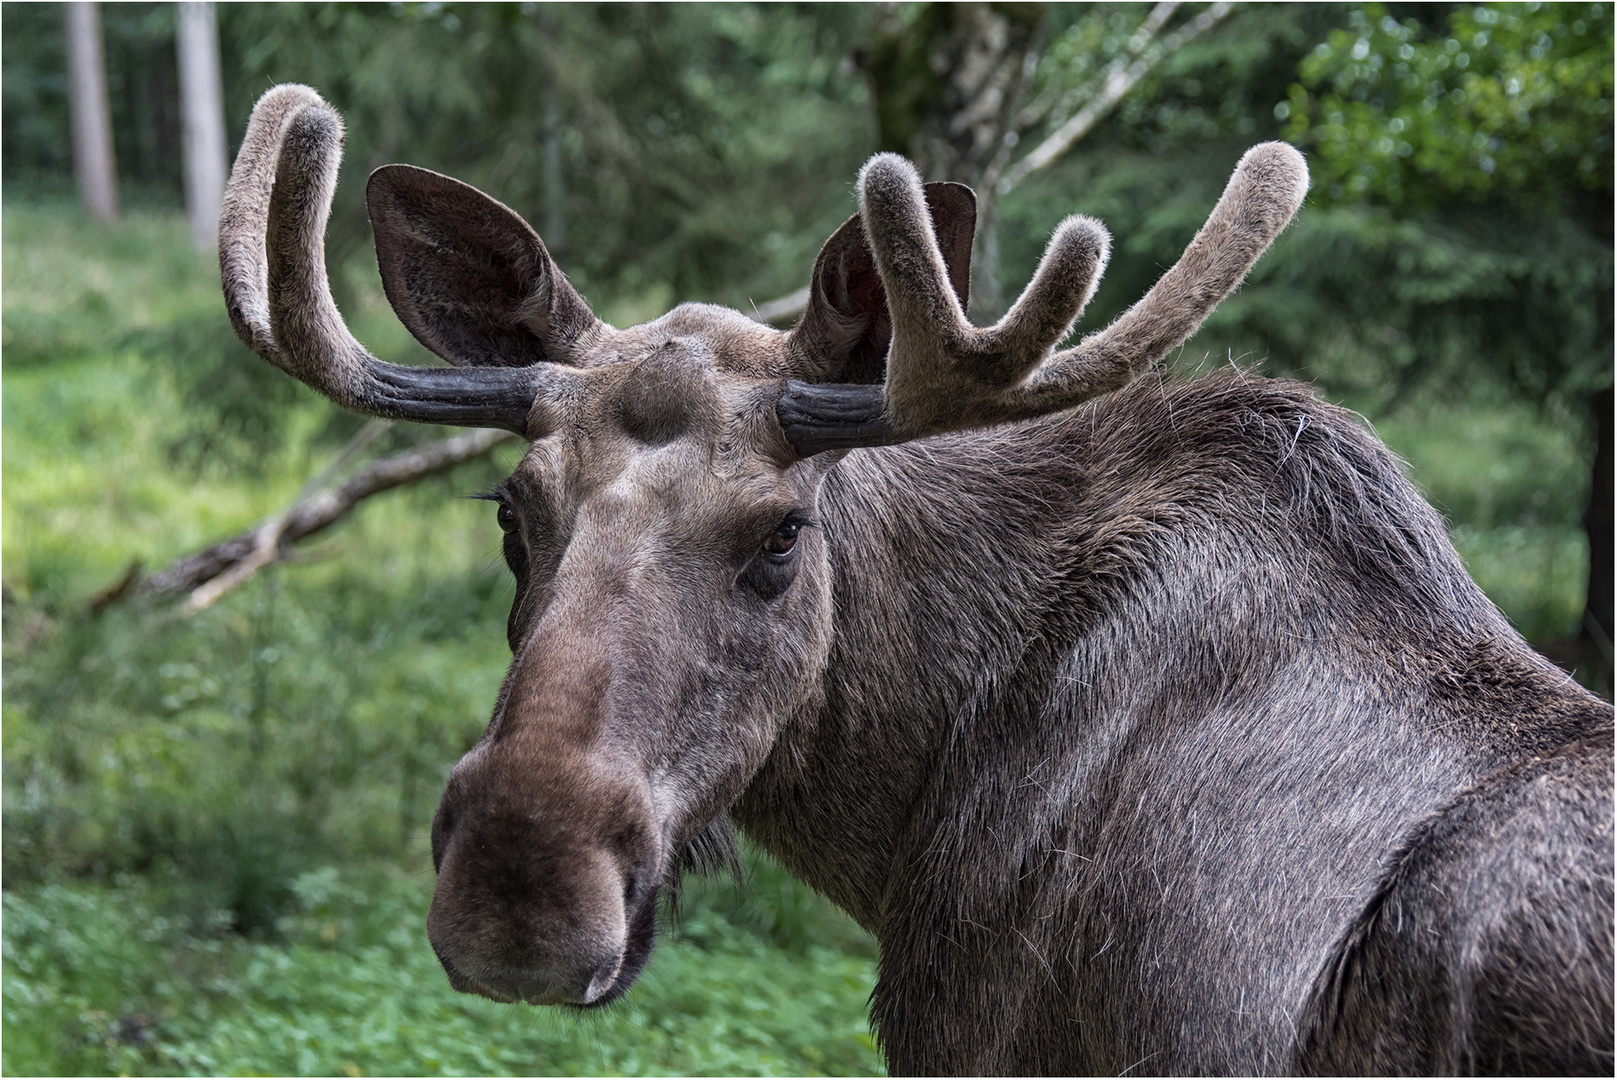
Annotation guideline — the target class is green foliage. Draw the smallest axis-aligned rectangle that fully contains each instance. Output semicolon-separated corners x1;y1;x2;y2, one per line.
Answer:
1375;401;1590;645
0;202;223;367
2;871;882;1077
1038;3;1341;150
1283;2;1613;208
0;3;70;189
2;2;193;203
1269;0;1613;419
5;3;875;312
1222;200;1610;404
209;3;875;317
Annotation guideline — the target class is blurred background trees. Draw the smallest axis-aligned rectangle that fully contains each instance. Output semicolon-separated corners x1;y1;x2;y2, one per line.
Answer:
1281;1;1612;680
62;2;120;220
2;3;1610;1074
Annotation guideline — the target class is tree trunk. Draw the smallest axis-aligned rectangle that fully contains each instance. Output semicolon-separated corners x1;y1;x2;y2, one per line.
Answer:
64;1;118;222
1580;385;1613;697
176;1;228;251
860;2;1045;321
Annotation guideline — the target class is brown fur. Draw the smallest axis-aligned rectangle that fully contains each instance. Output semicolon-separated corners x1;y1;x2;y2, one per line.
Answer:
219;84;1615;1074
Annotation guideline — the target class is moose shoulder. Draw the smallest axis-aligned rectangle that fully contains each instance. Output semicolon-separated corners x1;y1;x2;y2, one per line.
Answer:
219;84;1614;1075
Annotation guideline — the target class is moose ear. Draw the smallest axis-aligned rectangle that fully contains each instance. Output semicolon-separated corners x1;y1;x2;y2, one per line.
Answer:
787;181;975;384
925;182;976;308
366;165;600;367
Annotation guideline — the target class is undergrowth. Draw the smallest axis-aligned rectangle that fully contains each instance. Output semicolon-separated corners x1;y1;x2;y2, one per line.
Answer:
2;868;881;1076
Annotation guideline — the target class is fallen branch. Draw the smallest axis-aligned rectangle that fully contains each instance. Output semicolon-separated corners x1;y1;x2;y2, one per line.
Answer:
136;427;518;611
89;559;143;612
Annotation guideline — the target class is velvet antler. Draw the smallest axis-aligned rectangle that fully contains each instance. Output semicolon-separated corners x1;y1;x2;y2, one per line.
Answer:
779;143;1309;456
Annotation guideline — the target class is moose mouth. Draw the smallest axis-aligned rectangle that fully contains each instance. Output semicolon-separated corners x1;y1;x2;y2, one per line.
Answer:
578;882;660;1008
431;877;662;1008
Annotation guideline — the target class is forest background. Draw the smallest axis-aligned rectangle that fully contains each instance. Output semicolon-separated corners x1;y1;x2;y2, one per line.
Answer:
2;2;1611;1075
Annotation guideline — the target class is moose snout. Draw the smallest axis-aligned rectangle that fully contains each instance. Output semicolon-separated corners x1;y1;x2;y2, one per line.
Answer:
426;762;661;1007
431;934;623;1006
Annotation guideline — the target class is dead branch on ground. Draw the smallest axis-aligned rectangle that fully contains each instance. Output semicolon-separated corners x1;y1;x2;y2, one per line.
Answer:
127;427;517;613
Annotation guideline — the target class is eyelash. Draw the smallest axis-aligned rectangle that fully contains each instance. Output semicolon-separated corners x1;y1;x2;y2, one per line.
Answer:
468;488;520;534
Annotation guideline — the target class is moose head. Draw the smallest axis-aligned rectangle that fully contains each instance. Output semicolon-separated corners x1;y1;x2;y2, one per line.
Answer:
220;84;1306;1008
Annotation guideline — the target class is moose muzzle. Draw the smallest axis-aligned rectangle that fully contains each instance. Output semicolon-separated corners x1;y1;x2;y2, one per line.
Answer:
427;744;663;1005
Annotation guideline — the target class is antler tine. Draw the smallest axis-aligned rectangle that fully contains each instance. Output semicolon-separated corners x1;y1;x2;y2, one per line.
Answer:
778;154;1110;457
858;154;1112;436
220;83;320;363
219;84;549;436
1012;142;1309;417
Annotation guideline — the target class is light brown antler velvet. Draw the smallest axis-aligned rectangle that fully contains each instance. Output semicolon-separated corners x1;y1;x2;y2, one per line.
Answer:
778;143;1310;456
218;84;556;435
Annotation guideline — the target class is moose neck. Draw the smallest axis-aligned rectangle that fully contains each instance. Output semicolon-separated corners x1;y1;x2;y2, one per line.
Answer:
730;373;1603;942
733;425;1075;931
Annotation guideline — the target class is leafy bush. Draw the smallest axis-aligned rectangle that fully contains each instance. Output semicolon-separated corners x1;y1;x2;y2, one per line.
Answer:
1284;2;1612;209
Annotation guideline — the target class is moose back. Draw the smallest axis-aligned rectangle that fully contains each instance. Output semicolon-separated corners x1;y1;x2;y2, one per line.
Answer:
218;84;1614;1075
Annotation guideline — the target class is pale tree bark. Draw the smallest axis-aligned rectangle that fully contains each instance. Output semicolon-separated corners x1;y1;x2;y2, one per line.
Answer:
64;1;119;221
177;1;229;251
997;2;1233;192
1010;1;1182;152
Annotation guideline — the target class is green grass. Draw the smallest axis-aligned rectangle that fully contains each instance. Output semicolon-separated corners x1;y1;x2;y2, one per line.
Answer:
3;870;881;1077
0;199;1597;1076
1374;405;1590;646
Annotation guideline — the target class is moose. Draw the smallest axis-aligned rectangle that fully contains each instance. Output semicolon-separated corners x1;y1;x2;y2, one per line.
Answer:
219;84;1612;1074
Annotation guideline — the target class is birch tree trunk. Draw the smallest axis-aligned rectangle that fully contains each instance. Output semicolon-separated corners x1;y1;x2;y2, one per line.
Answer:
176;1;229;251
64;1;118;222
861;2;1233;322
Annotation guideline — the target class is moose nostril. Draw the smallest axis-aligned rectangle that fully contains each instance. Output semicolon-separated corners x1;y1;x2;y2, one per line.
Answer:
583;972;612;1005
582;956;622;1005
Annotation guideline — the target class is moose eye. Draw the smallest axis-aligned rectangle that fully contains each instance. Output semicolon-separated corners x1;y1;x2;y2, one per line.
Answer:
496;504;518;534
762;521;801;557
